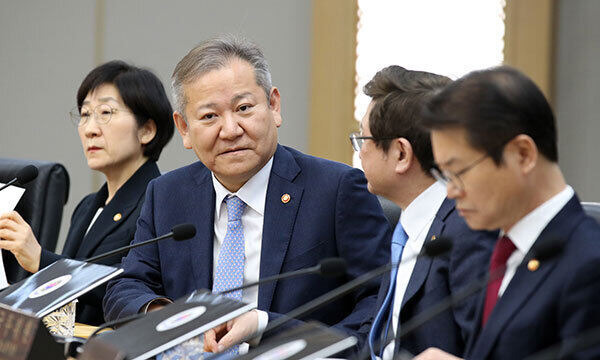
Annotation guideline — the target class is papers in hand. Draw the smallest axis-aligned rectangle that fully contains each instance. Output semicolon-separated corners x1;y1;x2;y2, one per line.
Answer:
0;183;26;289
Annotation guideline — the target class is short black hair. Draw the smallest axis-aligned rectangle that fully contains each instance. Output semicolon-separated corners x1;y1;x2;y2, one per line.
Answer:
422;66;558;164
363;65;452;174
76;60;174;162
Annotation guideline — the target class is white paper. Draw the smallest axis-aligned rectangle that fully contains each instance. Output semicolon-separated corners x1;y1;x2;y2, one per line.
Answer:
0;183;26;289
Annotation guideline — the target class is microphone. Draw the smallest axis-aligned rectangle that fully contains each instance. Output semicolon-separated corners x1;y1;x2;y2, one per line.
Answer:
0;165;39;192
85;257;347;343
203;237;453;359
218;257;347;295
85;223;196;263
264;237;452;333
377;237;565;360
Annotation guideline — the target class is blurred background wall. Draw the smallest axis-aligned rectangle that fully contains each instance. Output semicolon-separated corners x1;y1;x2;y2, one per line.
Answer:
0;0;312;250
0;0;598;251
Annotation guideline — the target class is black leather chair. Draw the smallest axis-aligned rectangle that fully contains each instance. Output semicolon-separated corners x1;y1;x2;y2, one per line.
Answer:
0;158;69;283
582;202;600;224
377;195;401;227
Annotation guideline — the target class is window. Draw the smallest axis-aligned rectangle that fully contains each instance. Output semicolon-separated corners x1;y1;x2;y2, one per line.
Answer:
354;0;506;166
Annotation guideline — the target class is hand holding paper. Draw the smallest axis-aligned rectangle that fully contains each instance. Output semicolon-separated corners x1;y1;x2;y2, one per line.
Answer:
0;183;27;288
0;211;42;273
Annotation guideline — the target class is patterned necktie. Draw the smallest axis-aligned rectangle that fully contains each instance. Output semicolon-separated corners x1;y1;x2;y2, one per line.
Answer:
368;221;409;360
212;195;246;355
157;196;247;360
481;235;516;327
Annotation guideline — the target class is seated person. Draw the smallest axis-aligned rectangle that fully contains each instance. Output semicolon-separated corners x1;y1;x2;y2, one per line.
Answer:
354;66;495;359
414;66;600;359
0;60;174;325
103;35;391;354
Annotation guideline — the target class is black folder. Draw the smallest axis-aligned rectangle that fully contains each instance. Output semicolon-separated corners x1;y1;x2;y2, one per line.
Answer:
82;289;256;360
0;258;123;317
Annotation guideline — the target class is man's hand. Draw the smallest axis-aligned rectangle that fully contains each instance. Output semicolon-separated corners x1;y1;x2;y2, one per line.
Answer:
0;211;41;273
203;310;259;353
413;347;462;360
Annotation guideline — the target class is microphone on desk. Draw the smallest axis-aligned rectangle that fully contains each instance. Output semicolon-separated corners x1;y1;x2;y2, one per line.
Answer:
361;236;565;360
218;257;347;295
86;257;347;341
202;237;453;360
0;165;39;192
85;223;196;263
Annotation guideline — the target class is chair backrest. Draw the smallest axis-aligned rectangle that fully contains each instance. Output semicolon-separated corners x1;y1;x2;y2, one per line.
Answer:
582;202;600;224
0;158;70;283
377;195;401;227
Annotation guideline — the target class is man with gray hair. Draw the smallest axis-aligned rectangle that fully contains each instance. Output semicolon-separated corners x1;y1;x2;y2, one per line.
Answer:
104;35;391;354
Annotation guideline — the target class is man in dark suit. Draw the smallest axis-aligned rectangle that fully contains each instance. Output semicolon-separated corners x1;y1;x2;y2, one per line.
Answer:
353;66;495;359
414;66;600;360
103;35;391;354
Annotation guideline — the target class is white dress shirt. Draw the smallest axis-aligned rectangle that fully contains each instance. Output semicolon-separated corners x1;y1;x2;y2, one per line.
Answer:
382;181;447;360
499;185;574;297
211;158;273;349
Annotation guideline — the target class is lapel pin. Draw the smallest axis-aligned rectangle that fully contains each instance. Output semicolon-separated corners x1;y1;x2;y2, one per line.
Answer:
281;193;291;204
527;259;540;272
113;213;122;222
431;235;437;241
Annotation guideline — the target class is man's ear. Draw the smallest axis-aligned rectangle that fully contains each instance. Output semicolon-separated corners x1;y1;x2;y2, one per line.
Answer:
394;138;414;175
173;111;192;149
269;87;282;127
506;134;538;174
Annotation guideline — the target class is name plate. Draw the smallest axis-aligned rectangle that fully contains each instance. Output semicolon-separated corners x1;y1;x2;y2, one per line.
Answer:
0;303;62;360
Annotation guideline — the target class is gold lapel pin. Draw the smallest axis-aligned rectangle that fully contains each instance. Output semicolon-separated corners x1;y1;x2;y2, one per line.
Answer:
113;213;122;222
528;259;540;272
431;235;437;241
281;193;291;204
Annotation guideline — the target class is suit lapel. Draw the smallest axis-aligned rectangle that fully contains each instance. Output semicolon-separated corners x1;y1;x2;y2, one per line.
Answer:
401;198;452;309
258;146;303;310
75;161;160;259
469;196;585;359
187;163;216;290
62;195;101;258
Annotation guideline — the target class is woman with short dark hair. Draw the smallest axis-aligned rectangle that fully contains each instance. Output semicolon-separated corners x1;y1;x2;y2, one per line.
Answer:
0;60;174;324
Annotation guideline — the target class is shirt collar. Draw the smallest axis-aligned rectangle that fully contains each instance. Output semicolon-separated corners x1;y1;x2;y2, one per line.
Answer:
212;157;274;218
400;181;447;240
506;185;574;255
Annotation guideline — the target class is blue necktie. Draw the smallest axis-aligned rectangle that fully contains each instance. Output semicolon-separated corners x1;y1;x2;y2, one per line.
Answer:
158;196;246;360
212;195;246;299
211;195;246;355
368;221;408;360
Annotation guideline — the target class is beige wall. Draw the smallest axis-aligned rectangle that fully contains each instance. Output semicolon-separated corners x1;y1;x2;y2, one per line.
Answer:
0;0;313;251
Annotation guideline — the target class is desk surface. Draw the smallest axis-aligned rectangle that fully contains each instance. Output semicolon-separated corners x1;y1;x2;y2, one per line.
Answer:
74;322;110;339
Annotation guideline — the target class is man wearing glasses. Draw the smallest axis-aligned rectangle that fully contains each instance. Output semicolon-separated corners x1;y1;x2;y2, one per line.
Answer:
352;66;495;360
414;67;600;360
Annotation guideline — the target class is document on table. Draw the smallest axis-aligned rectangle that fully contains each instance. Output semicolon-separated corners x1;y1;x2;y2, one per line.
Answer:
0;184;26;289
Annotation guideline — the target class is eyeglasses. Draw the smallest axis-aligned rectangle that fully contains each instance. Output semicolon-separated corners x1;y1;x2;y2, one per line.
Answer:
430;153;490;192
69;104;131;127
349;132;397;152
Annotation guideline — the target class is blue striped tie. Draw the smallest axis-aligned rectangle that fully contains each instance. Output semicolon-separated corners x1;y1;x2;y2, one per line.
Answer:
368;221;408;359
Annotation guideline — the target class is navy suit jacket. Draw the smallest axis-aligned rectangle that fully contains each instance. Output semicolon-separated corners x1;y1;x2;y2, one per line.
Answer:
39;161;160;325
104;145;392;342
465;195;600;359
360;198;495;357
